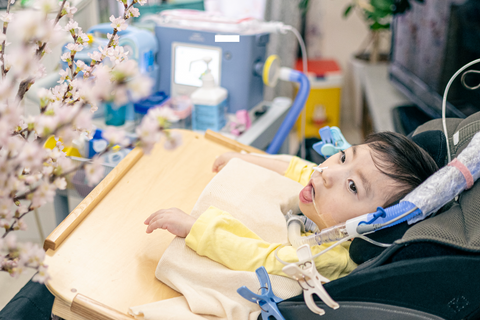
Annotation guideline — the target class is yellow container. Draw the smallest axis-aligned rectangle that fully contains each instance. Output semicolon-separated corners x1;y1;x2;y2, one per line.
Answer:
293;59;343;139
295;75;343;139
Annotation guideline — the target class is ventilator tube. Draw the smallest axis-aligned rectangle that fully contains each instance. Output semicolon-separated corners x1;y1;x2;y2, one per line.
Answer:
287;131;480;247
405;131;480;223
266;68;310;154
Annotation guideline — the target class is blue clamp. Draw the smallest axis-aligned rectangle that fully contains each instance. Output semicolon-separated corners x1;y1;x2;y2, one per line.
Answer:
237;267;285;320
312;126;351;158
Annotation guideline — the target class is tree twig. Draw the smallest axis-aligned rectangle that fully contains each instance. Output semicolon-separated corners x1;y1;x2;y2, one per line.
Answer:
0;0;12;78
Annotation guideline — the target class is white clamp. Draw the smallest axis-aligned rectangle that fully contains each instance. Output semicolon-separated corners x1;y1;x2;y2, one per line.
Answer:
282;244;339;315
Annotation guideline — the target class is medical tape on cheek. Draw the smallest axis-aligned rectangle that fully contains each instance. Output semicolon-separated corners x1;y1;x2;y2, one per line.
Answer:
448;158;474;189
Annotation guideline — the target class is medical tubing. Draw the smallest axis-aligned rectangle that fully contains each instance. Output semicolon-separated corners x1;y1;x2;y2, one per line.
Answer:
274;236;351;266
287;219;305;248
357;235;392;248
304;218;320;233
266;70;310;154
287;202;419;248
285;25;308;159
287;222;350;248
356;203;420;234
407;130;480;224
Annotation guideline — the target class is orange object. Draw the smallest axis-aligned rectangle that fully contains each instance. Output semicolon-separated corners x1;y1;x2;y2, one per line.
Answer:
295;59;341;78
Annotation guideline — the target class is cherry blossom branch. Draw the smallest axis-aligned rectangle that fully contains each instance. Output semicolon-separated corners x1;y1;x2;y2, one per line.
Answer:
2;207;33;238
36;0;66;58
83;1;137;79
17;0;68;102
38;103;86;144
0;0;12;78
1;0;168;284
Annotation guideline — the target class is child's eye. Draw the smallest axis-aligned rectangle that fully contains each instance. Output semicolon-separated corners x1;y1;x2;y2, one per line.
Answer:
348;180;357;194
340;150;346;163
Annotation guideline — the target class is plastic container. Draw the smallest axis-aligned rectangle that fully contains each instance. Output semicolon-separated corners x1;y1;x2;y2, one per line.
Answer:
133;91;169;125
294;59;343;139
86;129;108;158
134;0;204;23
104;101;128;126
190;57;228;132
168;95;193;129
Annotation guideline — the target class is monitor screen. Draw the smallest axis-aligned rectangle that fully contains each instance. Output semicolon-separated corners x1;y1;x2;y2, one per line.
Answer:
390;0;480;118
173;43;222;88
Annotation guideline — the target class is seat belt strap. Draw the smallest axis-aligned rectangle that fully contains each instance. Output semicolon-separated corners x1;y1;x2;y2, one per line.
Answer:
448;120;480;158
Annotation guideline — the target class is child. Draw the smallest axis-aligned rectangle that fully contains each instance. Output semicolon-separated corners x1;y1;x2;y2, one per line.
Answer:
144;132;438;280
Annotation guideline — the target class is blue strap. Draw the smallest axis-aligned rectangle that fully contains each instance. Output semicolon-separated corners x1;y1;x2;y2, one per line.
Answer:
237;267;285;320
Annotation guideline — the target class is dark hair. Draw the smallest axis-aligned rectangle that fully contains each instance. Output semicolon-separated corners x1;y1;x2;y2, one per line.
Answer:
364;131;439;207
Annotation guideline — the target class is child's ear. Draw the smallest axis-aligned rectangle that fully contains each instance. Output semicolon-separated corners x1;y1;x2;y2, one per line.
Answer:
280;195;301;215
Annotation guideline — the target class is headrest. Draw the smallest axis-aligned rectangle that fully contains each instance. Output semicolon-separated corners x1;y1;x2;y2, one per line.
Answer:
409;130;447;168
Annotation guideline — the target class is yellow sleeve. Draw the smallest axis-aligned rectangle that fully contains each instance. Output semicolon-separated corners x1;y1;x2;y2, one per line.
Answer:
186;206;357;280
284;156;316;186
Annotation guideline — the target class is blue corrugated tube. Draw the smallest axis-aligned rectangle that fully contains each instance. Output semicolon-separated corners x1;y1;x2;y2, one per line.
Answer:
266;70;310;154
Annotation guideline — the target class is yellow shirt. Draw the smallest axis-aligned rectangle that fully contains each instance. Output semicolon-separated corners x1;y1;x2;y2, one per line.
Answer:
185;156;357;280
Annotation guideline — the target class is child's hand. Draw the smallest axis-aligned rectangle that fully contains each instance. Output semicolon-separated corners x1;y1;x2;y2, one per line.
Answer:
144;208;197;238
212;152;241;173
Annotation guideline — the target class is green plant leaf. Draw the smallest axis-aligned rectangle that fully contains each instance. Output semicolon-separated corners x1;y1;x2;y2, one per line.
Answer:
343;4;354;17
370;21;391;30
371;0;394;11
298;0;310;15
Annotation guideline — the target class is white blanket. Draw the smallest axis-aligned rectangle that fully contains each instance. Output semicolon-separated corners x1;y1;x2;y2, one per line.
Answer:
130;159;304;320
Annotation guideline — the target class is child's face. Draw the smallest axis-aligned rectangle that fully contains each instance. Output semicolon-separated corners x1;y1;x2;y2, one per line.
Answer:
298;144;397;230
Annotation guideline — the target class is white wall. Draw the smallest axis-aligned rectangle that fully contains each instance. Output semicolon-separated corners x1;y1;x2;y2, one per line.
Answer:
318;0;368;70
308;0;368;129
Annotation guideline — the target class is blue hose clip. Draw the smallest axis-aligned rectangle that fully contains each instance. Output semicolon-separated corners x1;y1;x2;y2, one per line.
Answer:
358;207;387;226
313;126;351;158
237;266;285;320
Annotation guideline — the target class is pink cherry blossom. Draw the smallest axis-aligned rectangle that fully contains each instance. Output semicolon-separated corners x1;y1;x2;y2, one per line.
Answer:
32;265;50;283
62;2;78;18
85;156;105;186
109;15;128;31
102;126;130;147
127;7;140;18
54;177;67;190
164;131;183;151
66;42;83;53
64;20;79;32
31;180;56;209
87;50;103;63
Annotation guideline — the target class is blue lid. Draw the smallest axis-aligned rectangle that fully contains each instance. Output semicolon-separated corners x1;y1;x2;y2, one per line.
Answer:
134;91;169;115
93;128;103;140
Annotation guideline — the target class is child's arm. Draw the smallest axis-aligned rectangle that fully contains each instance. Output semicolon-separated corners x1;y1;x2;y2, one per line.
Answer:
185;206;356;280
145;206;356;280
212;152;292;175
213;152;317;182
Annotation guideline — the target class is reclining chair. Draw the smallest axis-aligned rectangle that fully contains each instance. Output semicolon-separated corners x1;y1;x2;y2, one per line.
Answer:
275;112;480;320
